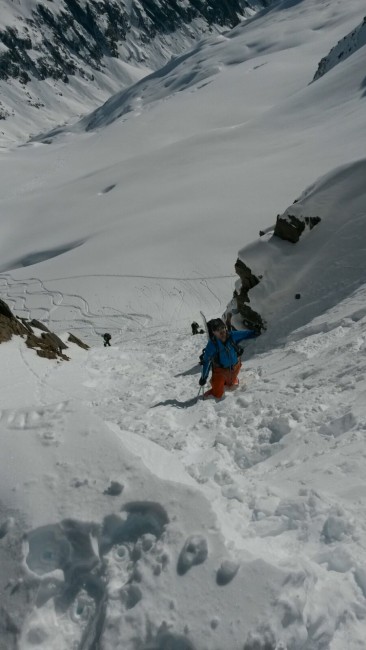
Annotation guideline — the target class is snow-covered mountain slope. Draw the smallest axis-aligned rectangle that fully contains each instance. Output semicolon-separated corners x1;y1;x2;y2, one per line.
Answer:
39;0;366;136
238;158;366;345
0;0;264;146
0;0;365;334
1;0;366;647
2;207;366;648
313;15;366;81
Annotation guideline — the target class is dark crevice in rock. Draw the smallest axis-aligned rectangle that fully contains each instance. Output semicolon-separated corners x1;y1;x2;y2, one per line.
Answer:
233;258;265;331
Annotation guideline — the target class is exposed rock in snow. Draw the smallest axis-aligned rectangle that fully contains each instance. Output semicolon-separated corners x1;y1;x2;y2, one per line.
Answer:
238;158;366;343
29;319;51;333
313;15;366;81
233;258;265;332
0;302;34;344
0;297;13;319
274;207;321;244
0;297;88;360
67;332;90;350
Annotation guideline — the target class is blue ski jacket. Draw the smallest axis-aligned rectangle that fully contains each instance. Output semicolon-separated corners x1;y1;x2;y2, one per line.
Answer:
201;329;257;381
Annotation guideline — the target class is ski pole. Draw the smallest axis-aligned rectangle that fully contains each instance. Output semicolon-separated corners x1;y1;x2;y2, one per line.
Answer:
196;386;204;402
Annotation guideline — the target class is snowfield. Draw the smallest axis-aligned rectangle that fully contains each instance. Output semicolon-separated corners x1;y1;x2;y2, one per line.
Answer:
1;0;366;648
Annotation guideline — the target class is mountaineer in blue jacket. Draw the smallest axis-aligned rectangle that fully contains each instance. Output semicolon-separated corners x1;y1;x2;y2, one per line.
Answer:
199;318;259;399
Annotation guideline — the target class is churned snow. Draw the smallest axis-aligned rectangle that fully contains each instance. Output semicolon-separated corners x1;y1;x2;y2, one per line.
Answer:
1;0;366;648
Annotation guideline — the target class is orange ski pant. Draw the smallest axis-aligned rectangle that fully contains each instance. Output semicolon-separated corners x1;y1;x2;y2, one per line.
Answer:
210;361;242;398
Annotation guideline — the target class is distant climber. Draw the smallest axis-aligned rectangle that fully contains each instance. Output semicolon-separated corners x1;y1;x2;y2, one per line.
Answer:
191;321;204;335
103;332;111;347
199;318;259;399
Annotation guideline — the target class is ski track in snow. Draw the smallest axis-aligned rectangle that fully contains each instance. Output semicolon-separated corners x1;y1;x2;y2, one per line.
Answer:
0;272;235;345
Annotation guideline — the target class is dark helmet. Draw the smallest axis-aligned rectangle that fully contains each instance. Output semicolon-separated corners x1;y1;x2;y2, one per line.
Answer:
207;318;226;338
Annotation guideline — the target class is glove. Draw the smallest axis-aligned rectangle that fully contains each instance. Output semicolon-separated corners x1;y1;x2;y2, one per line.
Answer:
199;377;206;386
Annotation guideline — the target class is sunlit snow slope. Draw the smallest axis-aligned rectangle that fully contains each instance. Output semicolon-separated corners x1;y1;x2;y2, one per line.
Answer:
1;159;366;648
0;0;259;146
1;0;366;648
0;0;365;334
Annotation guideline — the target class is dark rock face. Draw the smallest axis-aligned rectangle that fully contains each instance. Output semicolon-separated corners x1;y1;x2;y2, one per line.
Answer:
26;331;69;360
233;259;265;331
0;0;257;85
41;332;68;352
0;297;88;360
234;258;260;296
30;319;50;333
234;204;321;332
0;299;14;320
274;212;321;243
0;313;30;344
313;16;366;82
274;213;305;243
68;332;90;349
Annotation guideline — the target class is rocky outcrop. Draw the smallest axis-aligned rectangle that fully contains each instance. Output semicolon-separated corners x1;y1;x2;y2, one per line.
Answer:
313;16;366;82
68;332;90;350
30;319;51;332
274;212;305;243
0;298;88;360
234;203;321;329
25;332;69;360
0;298;14;320
274;209;320;244
233;259;265;332
0;312;30;345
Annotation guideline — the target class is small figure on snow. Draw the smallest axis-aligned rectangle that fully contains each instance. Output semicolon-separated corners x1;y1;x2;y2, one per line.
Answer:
103;332;112;347
199;318;259;399
191;321;204;335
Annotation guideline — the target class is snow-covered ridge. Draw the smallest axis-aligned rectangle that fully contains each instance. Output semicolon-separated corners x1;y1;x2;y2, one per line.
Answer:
0;0;264;146
236;158;366;345
313;15;366;81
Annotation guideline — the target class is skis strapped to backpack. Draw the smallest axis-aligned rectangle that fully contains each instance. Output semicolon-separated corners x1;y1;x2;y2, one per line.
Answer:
199;311;209;365
200;311;210;341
